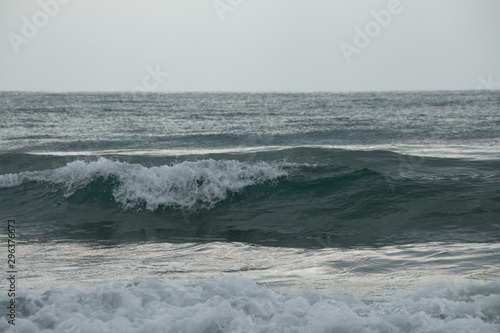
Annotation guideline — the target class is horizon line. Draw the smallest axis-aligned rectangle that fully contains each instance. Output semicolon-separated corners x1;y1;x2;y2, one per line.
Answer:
0;88;492;94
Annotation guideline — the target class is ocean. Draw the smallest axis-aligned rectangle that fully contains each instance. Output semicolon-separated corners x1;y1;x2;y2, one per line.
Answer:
1;91;499;332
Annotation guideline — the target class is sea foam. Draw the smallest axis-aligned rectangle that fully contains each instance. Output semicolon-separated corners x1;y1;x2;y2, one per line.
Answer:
1;276;499;332
0;158;288;210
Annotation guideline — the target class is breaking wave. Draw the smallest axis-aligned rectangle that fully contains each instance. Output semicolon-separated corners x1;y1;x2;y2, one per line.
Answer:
1;149;499;246
0;158;289;210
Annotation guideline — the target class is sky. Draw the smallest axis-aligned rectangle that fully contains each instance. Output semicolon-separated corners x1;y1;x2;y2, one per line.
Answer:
1;0;499;92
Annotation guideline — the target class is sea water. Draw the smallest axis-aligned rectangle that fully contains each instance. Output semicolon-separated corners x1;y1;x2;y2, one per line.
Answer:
1;91;499;332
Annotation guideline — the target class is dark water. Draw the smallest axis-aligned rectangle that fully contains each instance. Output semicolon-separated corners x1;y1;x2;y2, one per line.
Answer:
1;149;500;248
2;91;500;154
1;91;500;332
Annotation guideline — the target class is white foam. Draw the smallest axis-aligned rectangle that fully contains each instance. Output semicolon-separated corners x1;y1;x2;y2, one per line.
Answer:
1;276;499;332
0;173;23;188
0;158;288;210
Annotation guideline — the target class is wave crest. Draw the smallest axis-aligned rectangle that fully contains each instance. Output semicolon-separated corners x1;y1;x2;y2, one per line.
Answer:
0;158;289;210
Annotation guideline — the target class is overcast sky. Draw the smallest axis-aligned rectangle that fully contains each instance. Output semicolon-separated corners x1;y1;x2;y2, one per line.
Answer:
1;0;499;92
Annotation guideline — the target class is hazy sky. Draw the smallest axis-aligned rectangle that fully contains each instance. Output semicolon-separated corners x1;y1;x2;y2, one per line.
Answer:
1;0;499;92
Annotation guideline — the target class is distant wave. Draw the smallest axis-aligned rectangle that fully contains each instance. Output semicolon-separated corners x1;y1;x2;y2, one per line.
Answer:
1;276;499;332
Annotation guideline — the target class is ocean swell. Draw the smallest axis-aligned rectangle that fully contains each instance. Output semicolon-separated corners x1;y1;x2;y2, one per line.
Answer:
1;151;499;246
